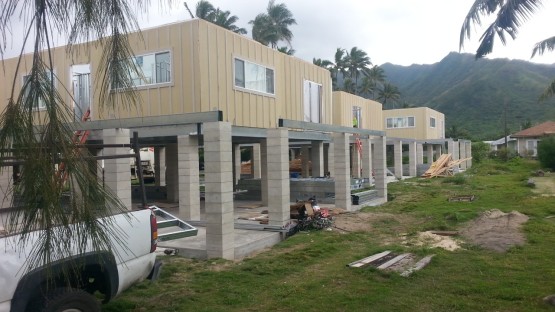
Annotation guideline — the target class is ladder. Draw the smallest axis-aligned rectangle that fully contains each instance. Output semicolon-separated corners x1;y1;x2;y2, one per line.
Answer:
151;206;198;241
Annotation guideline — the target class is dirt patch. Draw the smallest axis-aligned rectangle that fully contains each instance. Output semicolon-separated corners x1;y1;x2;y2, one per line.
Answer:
405;231;462;251
531;175;555;197
460;209;529;252
333;212;410;233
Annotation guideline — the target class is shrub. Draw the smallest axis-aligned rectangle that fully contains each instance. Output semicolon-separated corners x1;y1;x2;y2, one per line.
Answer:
538;136;555;170
471;142;490;163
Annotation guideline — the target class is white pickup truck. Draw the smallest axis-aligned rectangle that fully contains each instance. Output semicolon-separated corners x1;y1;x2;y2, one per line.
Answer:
0;208;161;312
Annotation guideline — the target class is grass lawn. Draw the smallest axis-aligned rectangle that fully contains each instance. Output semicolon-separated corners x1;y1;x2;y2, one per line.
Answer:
105;158;555;312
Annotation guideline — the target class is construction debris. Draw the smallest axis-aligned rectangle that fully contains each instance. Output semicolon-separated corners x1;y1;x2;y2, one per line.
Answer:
348;251;435;277
421;153;472;178
448;195;475;202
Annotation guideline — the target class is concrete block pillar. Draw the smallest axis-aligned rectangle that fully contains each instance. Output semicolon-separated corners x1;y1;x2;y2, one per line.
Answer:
311;141;324;177
373;136;387;201
467;142;473;168
460;141;467;170
165;143;178;202
154;146;166;186
427;144;434;164
416;143;424;165
333;133;351;211
393;140;403;179
362;138;373;180
408;141;417;177
252;144;262;179
103;129;131;210
327;143;335;177
233;144;241;184
351;143;362;178
289;148;295;161
203;122;234;260
301;146;310;177
435;144;442;160
178;135;200;220
452;141;460;161
260;140;268;205
0;166;12;209
266;128;290;226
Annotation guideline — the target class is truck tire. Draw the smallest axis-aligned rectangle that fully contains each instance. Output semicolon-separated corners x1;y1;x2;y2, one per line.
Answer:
42;288;100;312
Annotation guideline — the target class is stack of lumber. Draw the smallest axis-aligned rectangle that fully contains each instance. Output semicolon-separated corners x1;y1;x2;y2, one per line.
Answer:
421;154;472;178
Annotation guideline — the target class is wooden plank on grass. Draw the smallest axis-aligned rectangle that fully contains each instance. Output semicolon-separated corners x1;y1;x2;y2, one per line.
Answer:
377;253;411;270
347;251;391;268
400;255;435;277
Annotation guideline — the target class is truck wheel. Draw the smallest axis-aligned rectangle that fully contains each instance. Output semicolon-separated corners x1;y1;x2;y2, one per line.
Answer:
42;288;100;312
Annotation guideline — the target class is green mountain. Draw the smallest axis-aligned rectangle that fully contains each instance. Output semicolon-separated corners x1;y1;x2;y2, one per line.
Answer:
381;52;555;140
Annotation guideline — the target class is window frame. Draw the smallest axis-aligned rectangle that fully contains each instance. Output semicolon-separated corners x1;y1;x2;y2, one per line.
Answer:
111;50;172;90
385;116;415;129
22;70;55;111
430;117;436;128
233;56;276;97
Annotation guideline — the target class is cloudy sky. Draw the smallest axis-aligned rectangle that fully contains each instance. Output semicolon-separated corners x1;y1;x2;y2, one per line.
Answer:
2;1;554;66
136;0;555;66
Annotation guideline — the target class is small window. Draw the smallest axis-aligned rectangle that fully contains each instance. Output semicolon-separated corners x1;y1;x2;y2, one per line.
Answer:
234;57;275;95
22;70;54;110
430;117;436;128
113;51;171;89
352;106;362;128
386;116;415;129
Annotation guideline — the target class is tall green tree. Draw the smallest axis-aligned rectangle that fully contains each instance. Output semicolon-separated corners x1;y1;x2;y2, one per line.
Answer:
0;0;165;274
278;46;296;55
313;58;333;69
345;47;372;94
460;0;555;100
378;83;401;107
195;1;247;34
250;0;296;49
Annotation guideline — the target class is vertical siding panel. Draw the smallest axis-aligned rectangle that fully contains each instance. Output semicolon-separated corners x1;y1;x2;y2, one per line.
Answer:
197;22;210;112
207;25;219;112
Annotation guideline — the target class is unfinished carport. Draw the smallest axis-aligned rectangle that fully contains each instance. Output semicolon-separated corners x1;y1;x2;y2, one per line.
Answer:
78;112;388;260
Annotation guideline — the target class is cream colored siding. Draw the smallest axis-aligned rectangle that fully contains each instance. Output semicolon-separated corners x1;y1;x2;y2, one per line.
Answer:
332;91;383;130
384;107;445;140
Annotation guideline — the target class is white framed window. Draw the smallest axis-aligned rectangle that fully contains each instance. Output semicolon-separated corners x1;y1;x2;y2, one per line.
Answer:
113;51;171;89
22;70;55;110
352;106;362;128
527;140;539;156
386;116;415;129
234;58;275;95
303;80;322;123
430;117;436;128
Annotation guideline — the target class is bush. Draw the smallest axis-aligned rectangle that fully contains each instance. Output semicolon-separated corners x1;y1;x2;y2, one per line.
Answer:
489;147;517;161
471;142;490;163
538;136;555;170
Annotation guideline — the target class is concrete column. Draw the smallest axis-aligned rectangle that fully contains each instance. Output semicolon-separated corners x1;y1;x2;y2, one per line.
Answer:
452;141;460;161
252;144;262;179
393;140;403;179
311;141;324;177
467;142;473;168
408;141;417;177
351;143;362;178
266;128;290;226
165;143;178;202
427;144;434;164
103;128;131;210
323;143;330;176
289;149;295;161
154;146;166;186
178;135;200;220
362;138;373;180
203;122;234;260
435;144;442;160
233;144;241;184
416;143;424;165
447;140;455;158
301;146;310;177
260;140;268;205
327;142;335;177
460;141;467;170
373;136;387;201
0;166;12;209
333;133;351;211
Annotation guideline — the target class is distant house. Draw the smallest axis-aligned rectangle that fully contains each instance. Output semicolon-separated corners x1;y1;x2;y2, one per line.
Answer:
512;121;555;156
486;135;517;152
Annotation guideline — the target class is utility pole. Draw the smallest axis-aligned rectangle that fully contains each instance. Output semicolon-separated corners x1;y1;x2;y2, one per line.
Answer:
504;98;508;151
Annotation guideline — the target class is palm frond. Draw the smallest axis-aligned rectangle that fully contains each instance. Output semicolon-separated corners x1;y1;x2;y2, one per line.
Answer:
539;79;555;101
532;35;555;57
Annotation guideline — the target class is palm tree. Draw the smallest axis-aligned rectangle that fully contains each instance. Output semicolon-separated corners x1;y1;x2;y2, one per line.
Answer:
378;83;401;108
460;0;555;100
358;76;377;98
313;58;333;69
345;47;372;94
250;0;297;49
212;9;247;34
330;48;348;90
195;1;247;34
343;78;357;94
0;0;150;274
278;46;296;55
